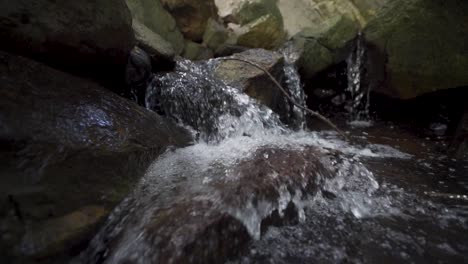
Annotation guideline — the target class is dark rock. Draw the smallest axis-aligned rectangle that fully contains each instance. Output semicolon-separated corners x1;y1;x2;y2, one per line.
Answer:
160;0;218;42
0;0;135;92
125;47;152;105
0;51;192;263
77;146;338;263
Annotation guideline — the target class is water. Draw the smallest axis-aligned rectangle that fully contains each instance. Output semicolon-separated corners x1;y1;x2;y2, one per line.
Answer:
346;33;370;123
78;53;468;263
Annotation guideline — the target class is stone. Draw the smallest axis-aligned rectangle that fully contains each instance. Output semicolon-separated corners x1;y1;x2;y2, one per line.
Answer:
215;0;286;49
182;41;214;61
0;0;135;88
126;0;185;55
292;15;360;79
133;20;176;61
77;146;339;263
215;49;286;114
236;14;286;49
17;206;108;259
160;0;218;42
202;18;230;51
364;0;468;99
0;51;192;263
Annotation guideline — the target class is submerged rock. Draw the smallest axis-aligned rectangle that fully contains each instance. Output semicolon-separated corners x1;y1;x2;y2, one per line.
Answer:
77;145;339;263
364;0;468;99
0;0;135;88
0;51;191;263
160;0;218;42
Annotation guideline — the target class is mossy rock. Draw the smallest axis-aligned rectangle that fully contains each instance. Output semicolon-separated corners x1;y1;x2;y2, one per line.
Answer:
182;41;214;61
126;0;184;54
292;15;360;79
364;0;468;99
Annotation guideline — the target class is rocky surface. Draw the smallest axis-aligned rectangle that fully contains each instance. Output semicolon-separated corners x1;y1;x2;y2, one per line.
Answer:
364;0;468;99
215;0;286;49
215;49;290;120
160;0;218;42
126;0;185;55
0;0;135;89
292;15;360;79
76;146;338;263
0;51;191;263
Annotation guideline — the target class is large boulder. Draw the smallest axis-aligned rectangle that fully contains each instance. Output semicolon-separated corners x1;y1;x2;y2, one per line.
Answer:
278;0;365;37
0;51;191;263
291;15;360;79
215;0;286;49
215;49;290;120
364;0;468;99
76;145;340;263
126;0;185;55
160;0;218;42
0;0;135;88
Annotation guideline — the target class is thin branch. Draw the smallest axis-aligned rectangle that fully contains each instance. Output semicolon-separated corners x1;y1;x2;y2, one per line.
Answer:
216;57;349;140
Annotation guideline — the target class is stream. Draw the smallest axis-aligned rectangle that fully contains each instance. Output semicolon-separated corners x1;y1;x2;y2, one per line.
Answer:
77;54;468;263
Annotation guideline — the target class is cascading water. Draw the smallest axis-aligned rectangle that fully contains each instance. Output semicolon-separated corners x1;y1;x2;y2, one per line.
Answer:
281;43;307;130
75;51;432;264
346;32;371;126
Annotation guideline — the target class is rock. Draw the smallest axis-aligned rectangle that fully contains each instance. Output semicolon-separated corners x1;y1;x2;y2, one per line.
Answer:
0;0;135;89
236;13;286;49
452;109;468;159
202;18;230;51
292;15;360;79
126;0;185;55
278;0;365;37
0;51;191;262
182;41;214;61
125;47;152;105
215;49;288;119
17;206;108;259
215;0;286;49
77;146;339;263
160;0;218;42
133;20;176;61
364;0;468;99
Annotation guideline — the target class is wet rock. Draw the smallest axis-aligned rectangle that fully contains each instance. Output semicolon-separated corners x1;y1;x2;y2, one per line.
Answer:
182;41;214;61
364;0;468;99
0;51;192;263
291;15;360;79
160;0;218;42
452;109;468;159
0;0;135;89
125;47;152;104
215;49;289;121
17;206;108;259
126;0;185;55
77;146;338;263
215;0;286;49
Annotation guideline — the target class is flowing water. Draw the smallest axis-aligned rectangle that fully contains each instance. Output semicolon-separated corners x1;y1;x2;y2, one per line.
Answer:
78;54;468;263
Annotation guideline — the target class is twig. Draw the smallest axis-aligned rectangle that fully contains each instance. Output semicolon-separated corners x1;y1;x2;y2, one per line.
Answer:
216;57;349;140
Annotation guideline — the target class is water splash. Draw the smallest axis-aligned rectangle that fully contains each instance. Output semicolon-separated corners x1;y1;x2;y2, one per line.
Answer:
145;58;285;143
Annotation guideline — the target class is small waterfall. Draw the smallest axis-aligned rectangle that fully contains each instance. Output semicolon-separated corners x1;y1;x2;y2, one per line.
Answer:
145;58;285;143
281;43;307;129
345;32;371;125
